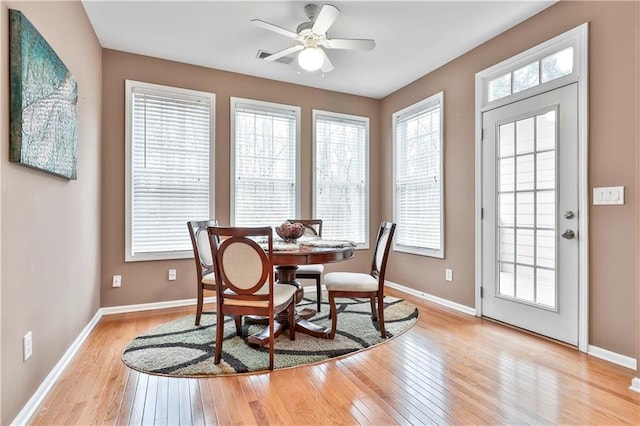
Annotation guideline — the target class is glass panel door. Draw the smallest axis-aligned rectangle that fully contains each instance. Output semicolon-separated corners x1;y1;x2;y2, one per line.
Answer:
481;83;579;346
496;110;557;309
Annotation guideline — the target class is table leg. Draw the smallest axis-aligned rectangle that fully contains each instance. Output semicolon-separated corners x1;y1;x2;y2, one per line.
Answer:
247;264;330;346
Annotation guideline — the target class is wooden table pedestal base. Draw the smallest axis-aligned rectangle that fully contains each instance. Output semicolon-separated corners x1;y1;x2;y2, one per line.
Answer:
246;265;330;346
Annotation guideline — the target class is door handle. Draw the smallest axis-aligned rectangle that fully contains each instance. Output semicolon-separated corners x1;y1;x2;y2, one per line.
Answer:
561;229;575;240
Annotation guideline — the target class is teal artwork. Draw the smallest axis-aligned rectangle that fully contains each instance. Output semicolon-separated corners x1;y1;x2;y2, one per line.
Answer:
9;9;78;180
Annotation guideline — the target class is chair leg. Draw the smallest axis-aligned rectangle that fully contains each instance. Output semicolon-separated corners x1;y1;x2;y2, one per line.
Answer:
370;297;377;320
195;285;204;326
316;277;322;312
288;302;296;340
268;318;275;370
234;315;242;336
378;296;386;338
328;291;338;339
214;312;224;364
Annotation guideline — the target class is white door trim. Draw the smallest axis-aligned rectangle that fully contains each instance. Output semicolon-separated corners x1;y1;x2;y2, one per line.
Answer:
474;23;589;352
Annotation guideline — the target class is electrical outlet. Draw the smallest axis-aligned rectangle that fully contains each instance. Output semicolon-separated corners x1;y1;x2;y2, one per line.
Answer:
112;275;122;288
445;269;453;282
23;331;32;361
168;269;177;281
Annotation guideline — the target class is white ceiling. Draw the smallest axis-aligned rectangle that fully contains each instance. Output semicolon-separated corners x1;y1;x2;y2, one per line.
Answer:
82;1;555;99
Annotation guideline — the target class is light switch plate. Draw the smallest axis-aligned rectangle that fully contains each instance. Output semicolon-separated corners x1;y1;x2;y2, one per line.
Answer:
593;186;624;205
445;269;453;282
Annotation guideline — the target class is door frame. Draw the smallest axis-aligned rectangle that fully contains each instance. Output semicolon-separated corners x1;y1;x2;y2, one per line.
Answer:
474;24;589;352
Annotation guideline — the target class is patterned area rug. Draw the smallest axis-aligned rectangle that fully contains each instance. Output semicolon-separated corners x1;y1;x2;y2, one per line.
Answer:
122;295;418;376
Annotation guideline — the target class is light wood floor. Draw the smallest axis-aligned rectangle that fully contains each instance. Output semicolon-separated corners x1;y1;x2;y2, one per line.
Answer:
30;289;639;425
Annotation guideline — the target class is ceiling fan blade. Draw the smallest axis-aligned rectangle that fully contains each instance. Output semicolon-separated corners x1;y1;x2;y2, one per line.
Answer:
312;4;340;36
263;45;303;61
320;48;334;73
325;38;376;51
251;19;298;39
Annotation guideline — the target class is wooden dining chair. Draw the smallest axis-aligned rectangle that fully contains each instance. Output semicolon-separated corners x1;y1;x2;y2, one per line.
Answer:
187;220;219;326
324;221;396;339
286;219;324;311
208;226;297;370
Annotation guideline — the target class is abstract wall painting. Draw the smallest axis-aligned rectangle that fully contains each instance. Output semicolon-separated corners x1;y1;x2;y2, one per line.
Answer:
9;9;78;180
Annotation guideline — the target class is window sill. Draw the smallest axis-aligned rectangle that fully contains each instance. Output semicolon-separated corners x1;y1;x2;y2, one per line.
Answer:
125;250;193;263
393;245;444;259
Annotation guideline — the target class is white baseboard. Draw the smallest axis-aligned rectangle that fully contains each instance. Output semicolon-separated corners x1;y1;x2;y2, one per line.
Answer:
630;377;640;393
11;310;103;426
101;290;324;317
587;345;637;371
102;290;317;318
101;296;215;315
385;280;477;316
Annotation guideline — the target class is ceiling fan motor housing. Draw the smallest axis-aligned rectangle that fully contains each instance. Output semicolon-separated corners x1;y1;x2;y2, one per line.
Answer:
296;21;314;35
303;4;320;21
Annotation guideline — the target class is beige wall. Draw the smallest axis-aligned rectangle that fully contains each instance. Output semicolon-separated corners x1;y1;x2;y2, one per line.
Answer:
0;1;102;423
636;0;640;383
381;1;639;357
101;50;381;307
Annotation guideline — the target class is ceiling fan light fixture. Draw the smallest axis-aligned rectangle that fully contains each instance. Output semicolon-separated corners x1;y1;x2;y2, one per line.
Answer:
298;47;324;71
254;4;373;74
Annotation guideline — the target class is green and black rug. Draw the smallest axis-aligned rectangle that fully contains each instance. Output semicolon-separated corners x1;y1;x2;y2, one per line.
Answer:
122;295;418;376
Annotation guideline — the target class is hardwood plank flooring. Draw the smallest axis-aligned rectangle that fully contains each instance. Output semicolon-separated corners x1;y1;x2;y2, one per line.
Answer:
29;289;640;425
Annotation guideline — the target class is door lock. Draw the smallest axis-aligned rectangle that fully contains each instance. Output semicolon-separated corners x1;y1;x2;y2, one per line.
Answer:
564;211;575;219
561;229;575;240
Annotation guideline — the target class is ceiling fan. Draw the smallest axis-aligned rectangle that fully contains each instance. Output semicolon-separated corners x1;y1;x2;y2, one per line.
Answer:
251;3;375;73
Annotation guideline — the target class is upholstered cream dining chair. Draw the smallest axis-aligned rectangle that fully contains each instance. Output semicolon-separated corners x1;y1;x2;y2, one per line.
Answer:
286;219;324;311
324;221;396;339
208;226;297;370
187;220;220;326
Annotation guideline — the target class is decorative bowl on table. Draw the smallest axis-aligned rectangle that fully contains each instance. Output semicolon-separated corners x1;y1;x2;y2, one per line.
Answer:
275;221;305;243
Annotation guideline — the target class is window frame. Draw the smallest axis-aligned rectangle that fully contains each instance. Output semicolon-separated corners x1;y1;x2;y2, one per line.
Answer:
312;109;370;249
124;80;215;262
392;91;445;258
229;97;301;226
479;25;586;111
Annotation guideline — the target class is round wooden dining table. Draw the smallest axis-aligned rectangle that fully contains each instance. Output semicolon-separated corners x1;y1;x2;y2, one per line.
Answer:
247;244;354;346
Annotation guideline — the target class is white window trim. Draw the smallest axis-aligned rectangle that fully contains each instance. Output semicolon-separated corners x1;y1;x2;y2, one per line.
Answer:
392;91;445;258
479;23;587;111
229;97;301;225
124;80;215;262
312;109;370;249
474;23;589;352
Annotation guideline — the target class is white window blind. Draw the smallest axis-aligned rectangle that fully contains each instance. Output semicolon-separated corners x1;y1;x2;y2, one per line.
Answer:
313;110;369;247
231;98;299;226
125;80;214;261
393;92;444;258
